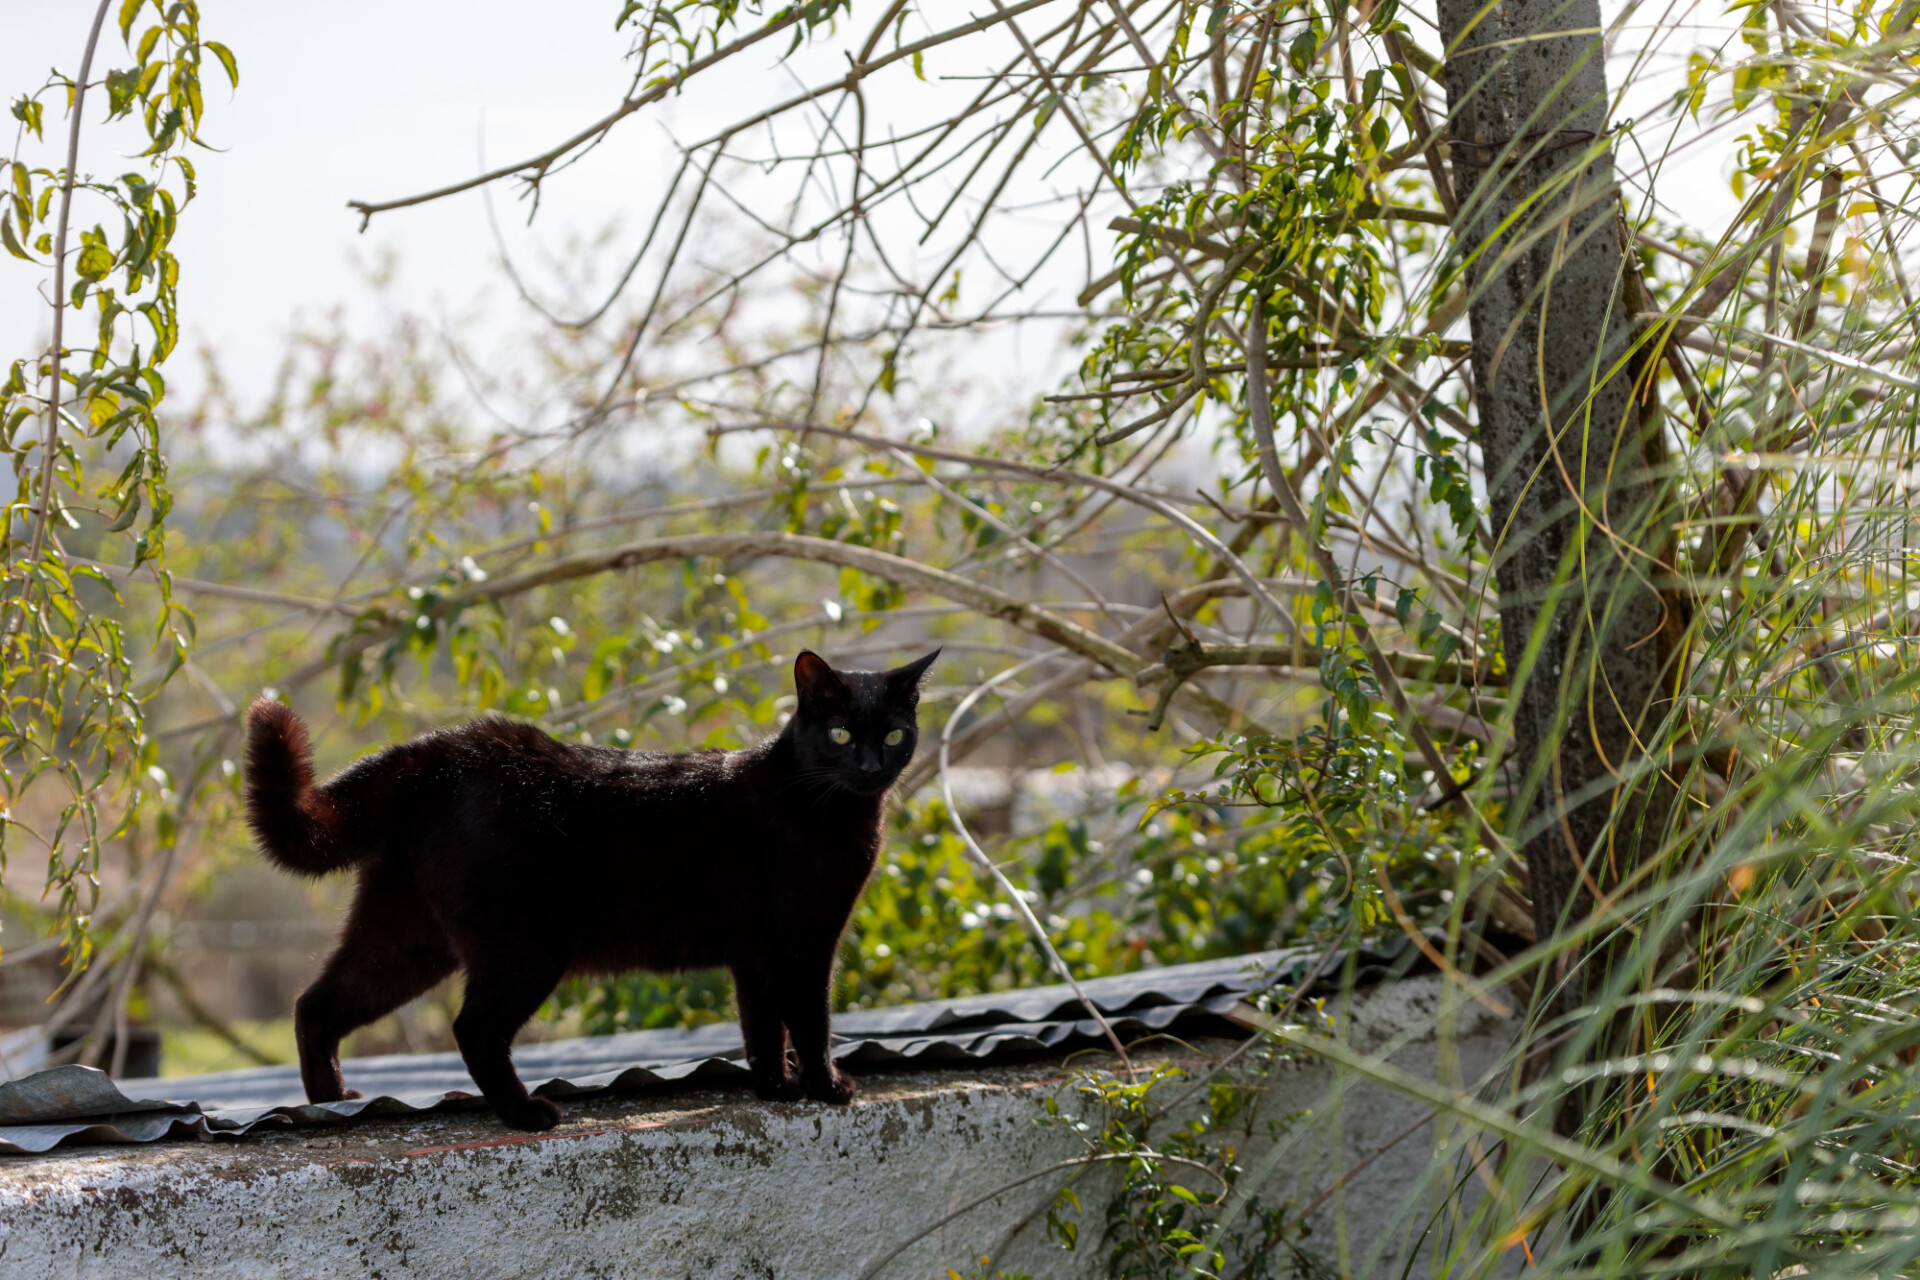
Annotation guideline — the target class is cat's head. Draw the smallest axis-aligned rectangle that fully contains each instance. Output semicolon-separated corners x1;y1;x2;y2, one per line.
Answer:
787;649;939;796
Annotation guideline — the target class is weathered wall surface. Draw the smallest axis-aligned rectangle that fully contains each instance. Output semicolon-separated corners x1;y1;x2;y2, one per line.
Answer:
0;977;1518;1279
1262;979;1523;1278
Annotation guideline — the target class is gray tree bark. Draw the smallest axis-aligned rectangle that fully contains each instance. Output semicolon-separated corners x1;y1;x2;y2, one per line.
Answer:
1434;0;1675;961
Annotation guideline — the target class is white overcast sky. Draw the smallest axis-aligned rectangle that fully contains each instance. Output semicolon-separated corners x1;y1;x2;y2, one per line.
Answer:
2;1;1748;416
2;3;698;408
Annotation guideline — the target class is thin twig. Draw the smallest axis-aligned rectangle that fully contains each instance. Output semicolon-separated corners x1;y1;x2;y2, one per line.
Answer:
940;652;1135;1075
31;0;114;567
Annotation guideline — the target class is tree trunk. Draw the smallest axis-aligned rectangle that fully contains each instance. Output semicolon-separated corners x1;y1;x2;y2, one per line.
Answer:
1434;0;1674;972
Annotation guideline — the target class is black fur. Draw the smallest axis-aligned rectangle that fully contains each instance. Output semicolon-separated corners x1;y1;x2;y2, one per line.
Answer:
243;649;938;1131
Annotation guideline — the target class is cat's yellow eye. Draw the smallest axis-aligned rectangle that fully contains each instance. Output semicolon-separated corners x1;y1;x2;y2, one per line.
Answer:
829;727;852;745
884;729;905;745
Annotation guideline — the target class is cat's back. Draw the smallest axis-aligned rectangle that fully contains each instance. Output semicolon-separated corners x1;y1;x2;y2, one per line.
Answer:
367;718;778;875
409;715;574;787
438;717;760;802
571;739;739;800
412;718;716;789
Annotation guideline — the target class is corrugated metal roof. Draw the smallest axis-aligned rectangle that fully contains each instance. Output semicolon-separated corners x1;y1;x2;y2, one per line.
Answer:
0;943;1415;1155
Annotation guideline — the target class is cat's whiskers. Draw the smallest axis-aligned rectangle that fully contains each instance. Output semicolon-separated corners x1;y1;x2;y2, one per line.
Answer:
770;766;854;806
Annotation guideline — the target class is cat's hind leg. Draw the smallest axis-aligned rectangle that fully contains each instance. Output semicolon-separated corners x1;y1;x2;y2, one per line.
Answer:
773;946;855;1105
732;965;801;1101
295;867;455;1105
452;955;569;1131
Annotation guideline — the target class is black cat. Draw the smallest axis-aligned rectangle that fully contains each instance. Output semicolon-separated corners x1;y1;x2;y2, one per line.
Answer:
243;649;938;1131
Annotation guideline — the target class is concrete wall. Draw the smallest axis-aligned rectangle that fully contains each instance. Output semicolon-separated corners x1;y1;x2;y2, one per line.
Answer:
0;977;1517;1279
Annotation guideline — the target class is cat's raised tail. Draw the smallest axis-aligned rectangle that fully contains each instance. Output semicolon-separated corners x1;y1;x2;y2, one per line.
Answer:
243;698;361;877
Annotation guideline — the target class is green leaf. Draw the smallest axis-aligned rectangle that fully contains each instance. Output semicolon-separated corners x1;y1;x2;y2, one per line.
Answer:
0;217;32;262
106;489;142;533
105;67;141;118
75;242;115;281
206;41;240;88
582;662;610;703
10;95;44;139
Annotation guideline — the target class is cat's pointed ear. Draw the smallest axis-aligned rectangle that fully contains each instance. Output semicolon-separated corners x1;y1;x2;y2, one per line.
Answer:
886;649;940;703
794;650;852;711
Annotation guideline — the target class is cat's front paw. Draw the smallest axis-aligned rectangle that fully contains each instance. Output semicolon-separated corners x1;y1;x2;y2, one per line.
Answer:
804;1068;856;1106
496;1097;562;1132
753;1073;805;1102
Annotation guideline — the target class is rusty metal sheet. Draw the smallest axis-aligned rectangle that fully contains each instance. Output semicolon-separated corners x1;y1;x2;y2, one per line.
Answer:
0;944;1411;1155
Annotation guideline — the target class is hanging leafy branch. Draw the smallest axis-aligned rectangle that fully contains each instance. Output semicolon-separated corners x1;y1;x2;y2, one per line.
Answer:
1;0;234;966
